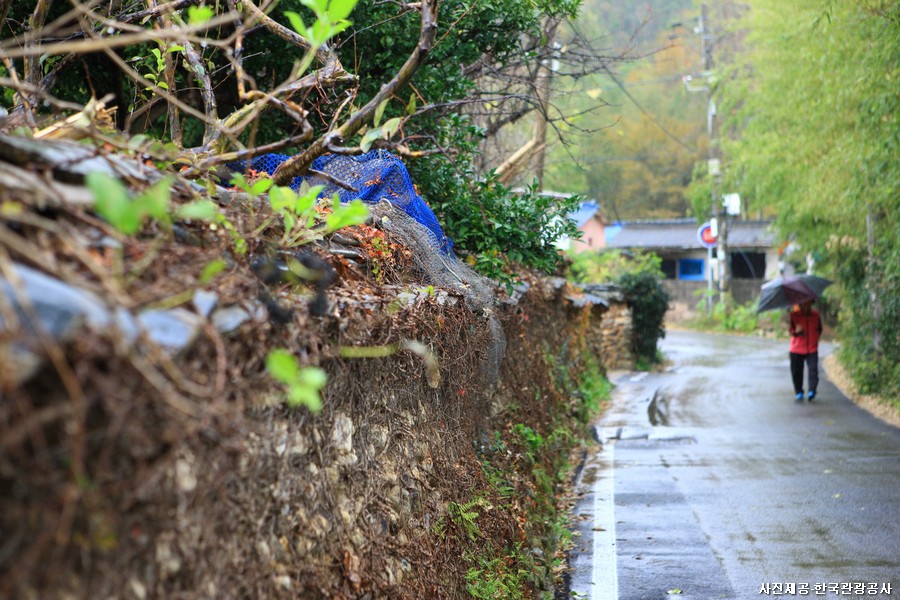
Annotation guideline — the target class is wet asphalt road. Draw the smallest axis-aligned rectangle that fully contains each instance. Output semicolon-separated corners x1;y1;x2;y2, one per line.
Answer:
568;330;900;600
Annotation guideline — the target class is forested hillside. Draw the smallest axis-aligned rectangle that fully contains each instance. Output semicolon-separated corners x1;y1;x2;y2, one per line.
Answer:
543;0;708;219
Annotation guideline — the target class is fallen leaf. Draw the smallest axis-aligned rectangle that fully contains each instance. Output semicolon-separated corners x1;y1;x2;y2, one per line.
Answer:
342;550;361;591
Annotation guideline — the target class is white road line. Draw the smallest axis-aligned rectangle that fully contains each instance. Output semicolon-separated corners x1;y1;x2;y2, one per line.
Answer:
590;442;618;600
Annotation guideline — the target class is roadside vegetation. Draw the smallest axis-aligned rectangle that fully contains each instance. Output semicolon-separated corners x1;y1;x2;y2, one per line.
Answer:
455;351;610;599
682;294;781;337
0;1;625;596
0;0;592;288
568;249;671;369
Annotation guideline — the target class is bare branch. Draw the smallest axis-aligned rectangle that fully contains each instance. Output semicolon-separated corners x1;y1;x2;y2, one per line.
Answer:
495;138;542;184
0;12;240;59
96;42;229;147
1;59;37;128
152;5;184;148
114;0;198;27
190;133;315;172
182;40;220;146
24;0;53;97
209;60;356;155
238;0;333;66
272;0;439;185
0;0;12;34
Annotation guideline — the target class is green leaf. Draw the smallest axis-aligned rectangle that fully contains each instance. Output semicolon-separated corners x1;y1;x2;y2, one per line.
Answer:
87;172;139;235
382;117;402;138
284;11;309;38
406;93;417;116
328;0;358;21
298;0;329;17
287;381;323;412
266;349;299;383
174;199;220;221
269;185;296;214
229;173;250;193
309;20;332;47
374;98;389;127
199;259;227;284
250;178;274;196
295;187;320;216
360;127;383;152
329;19;352;37
187;5;215;25
326;198;369;232
134;179;171;222
283;212;296;233
266;350;325;413
298;366;328;389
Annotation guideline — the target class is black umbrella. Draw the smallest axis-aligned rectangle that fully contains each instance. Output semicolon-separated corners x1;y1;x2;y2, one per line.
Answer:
757;274;832;313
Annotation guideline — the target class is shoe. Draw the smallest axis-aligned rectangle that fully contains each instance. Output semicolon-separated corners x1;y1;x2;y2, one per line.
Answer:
795;392;804;402
807;390;816;402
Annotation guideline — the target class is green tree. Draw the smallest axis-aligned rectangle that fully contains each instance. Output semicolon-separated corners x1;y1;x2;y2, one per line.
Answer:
716;0;900;400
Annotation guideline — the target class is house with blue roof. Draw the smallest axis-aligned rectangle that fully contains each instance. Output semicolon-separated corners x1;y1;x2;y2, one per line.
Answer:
557;199;605;253
605;218;780;316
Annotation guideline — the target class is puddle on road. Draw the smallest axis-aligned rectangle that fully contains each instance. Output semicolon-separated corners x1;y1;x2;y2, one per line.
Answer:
688;355;730;368
648;390;669;426
646;380;712;427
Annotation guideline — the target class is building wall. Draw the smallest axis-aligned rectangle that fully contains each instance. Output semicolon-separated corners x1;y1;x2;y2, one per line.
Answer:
659;249;776;321
570;217;606;253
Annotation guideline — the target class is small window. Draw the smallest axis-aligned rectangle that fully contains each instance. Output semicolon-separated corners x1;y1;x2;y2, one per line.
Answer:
678;258;705;281
731;252;766;279
661;259;677;279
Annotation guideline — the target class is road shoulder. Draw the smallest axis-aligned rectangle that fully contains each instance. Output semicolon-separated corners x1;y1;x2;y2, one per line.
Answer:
822;353;900;429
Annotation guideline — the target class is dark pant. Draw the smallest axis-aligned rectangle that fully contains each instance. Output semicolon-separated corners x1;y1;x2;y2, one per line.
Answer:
790;352;819;394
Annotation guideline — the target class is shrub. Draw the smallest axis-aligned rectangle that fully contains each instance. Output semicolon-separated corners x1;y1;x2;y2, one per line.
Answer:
431;172;583;289
617;271;670;364
567;248;662;284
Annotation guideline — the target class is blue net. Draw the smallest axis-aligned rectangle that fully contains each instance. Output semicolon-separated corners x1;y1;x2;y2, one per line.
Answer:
228;150;454;255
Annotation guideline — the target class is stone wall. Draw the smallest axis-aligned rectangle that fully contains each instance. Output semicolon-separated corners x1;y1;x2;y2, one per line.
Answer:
594;301;634;371
570;282;634;372
0;135;640;599
2;270;617;599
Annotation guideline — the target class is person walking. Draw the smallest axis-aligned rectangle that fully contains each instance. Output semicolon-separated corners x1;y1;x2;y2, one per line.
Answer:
789;300;823;402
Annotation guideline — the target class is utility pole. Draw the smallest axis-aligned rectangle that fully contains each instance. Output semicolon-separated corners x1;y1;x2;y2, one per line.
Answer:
698;3;729;303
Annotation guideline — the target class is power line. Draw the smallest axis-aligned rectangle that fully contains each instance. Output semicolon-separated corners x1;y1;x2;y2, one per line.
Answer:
601;65;698;153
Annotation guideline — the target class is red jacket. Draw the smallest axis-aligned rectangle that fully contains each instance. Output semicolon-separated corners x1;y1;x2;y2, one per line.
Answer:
789;309;822;355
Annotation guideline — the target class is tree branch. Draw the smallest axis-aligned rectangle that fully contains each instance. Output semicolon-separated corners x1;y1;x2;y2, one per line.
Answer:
24;0;52;105
182;40;220;146
272;0;438;185
238;0;334;66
